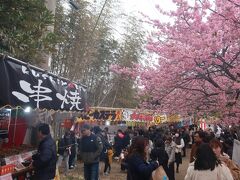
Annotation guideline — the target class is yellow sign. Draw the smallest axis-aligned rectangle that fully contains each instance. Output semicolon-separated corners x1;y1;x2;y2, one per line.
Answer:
168;114;181;122
154;116;161;124
153;115;167;124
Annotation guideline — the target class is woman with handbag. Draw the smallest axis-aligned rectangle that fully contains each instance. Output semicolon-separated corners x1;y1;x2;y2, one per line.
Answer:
126;136;159;180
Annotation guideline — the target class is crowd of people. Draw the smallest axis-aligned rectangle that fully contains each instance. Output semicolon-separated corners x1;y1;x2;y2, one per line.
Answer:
123;125;240;180
30;122;240;180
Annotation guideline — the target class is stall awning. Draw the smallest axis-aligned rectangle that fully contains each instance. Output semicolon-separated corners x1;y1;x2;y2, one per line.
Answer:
0;55;87;111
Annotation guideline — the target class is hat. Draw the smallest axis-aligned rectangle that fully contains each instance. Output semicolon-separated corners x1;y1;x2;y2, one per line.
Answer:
81;124;91;130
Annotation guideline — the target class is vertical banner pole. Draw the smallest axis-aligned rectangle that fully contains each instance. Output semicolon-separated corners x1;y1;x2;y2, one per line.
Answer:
13;107;19;146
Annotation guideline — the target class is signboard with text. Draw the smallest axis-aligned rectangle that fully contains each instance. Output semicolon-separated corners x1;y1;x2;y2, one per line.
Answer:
0;56;86;111
88;109;122;121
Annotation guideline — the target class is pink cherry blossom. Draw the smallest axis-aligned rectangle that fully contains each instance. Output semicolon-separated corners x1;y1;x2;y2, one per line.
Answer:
111;0;240;123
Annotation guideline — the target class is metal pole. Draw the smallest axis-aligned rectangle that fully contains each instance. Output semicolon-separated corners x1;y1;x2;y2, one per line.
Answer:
13;107;18;146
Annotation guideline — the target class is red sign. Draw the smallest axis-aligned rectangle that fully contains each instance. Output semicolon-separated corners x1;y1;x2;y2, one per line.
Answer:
130;112;153;121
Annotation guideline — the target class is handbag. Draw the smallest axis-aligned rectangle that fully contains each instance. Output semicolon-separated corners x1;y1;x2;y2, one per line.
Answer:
151;166;168;180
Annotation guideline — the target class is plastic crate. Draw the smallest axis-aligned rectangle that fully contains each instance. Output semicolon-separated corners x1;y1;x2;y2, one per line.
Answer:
0;164;15;176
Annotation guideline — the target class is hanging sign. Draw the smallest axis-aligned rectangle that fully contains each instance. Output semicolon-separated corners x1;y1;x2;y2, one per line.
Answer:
154;116;161;124
130;112;153;122
122;109;132;121
168;114;181;122
88;109;122;121
199;119;206;130
0;56;86;111
153;114;167;124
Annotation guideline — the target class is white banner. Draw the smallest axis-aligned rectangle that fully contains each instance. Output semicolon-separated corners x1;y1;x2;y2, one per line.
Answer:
232;139;240;166
122;109;133;121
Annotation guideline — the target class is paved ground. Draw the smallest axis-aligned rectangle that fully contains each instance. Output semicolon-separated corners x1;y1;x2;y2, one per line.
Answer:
175;148;190;180
60;149;190;180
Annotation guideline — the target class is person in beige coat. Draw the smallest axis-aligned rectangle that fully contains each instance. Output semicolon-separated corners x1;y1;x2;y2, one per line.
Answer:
185;143;233;180
209;138;240;180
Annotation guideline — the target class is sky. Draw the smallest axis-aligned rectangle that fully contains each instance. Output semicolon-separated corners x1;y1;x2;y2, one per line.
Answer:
118;0;177;65
121;0;176;21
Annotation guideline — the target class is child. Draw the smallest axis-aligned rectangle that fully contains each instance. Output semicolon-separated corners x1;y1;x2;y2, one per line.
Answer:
104;145;113;175
119;148;128;171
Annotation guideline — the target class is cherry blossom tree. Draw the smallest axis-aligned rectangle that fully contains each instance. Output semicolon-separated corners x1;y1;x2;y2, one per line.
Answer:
112;0;240;123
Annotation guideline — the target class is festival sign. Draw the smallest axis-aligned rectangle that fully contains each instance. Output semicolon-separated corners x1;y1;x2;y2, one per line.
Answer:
122;109;132;121
88;108;122;121
153;114;167;124
0;56;86;111
168;114;181;122
129;111;153;122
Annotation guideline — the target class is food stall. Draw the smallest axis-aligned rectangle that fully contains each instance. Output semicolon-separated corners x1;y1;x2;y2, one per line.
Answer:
0;55;87;179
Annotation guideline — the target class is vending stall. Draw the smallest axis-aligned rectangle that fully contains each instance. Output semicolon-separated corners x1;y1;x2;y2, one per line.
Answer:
0;55;87;179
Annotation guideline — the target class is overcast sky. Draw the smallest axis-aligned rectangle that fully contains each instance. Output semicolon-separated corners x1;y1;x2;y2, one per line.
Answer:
121;0;176;20
116;1;176;64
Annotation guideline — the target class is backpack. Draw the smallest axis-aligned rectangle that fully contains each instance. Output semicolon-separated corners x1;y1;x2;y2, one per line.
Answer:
96;133;110;161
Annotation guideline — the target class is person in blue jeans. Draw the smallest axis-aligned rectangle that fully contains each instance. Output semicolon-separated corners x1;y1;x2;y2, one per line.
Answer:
78;124;103;180
84;162;99;180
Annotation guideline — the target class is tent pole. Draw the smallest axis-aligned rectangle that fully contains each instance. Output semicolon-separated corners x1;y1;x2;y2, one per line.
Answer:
13;107;19;146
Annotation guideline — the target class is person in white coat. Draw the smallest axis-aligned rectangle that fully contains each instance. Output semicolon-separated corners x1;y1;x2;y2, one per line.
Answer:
185;143;233;180
174;133;184;173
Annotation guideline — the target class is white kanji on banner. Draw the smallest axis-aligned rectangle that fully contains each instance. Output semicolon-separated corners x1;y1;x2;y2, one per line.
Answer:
12;79;52;108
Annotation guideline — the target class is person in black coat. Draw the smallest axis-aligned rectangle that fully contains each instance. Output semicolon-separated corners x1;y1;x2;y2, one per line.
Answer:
69;131;77;169
57;131;71;173
150;139;169;176
114;129;126;157
93;126;110;161
126;136;159;180
32;123;57;180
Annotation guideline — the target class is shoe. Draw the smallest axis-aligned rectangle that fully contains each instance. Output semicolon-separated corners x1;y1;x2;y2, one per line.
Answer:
176;169;179;173
104;172;108;176
69;165;74;169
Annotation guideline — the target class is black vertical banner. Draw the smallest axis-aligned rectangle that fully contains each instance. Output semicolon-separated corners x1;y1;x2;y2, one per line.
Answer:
0;56;87;111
